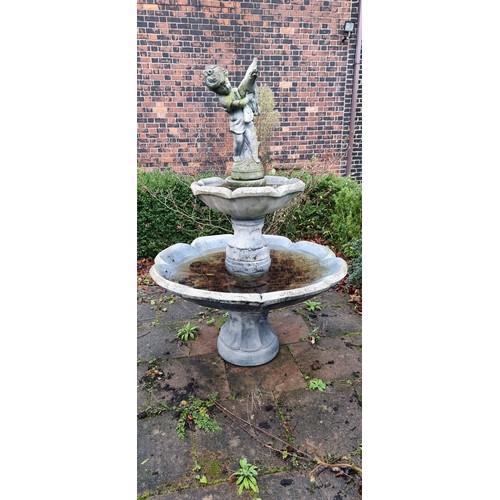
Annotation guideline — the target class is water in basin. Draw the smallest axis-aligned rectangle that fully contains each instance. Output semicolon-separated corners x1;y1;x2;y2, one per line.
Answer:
212;182;284;190
172;249;329;293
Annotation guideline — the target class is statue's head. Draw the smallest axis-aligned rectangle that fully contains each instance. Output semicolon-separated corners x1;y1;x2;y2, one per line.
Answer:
202;65;231;95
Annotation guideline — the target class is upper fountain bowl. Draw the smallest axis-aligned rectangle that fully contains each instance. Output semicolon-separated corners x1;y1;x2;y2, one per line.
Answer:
191;175;305;220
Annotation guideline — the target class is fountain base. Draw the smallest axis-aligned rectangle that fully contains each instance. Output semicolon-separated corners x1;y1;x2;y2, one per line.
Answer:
230;157;265;184
217;310;279;366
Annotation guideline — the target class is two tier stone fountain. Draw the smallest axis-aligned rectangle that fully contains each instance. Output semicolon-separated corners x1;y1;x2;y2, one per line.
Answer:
150;58;347;366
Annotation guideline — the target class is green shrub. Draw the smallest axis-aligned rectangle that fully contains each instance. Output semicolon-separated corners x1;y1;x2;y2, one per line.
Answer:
267;173;362;257
346;238;362;289
254;85;280;172
137;170;231;259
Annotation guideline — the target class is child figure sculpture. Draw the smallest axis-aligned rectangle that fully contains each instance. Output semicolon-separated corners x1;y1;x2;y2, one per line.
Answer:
202;58;265;185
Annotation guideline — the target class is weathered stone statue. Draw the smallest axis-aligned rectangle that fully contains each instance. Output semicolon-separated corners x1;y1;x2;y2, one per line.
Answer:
202;58;265;186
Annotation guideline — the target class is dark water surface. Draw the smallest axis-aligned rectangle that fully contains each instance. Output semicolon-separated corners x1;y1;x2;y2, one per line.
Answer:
172;249;327;294
214;182;283;190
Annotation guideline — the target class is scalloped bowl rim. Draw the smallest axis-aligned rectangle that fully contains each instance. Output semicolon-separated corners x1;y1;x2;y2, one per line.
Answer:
191;176;306;200
150;235;348;308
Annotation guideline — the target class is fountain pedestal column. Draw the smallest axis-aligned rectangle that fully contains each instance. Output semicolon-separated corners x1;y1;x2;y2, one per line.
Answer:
217;310;279;366
225;217;271;276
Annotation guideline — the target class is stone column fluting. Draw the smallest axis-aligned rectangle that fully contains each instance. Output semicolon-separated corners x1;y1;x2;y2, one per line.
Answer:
217;310;279;366
225;216;271;276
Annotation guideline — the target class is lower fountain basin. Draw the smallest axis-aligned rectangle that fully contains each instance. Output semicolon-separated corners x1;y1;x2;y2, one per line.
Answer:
150;235;347;366
150;235;347;311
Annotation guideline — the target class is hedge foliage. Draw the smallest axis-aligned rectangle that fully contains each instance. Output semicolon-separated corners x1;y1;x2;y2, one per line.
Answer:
346;238;362;288
276;173;362;259
137;170;361;286
137;170;231;259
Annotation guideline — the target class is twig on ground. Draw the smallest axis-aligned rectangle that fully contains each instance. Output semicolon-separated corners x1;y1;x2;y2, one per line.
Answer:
215;402;314;460
215;401;362;480
311;458;362;477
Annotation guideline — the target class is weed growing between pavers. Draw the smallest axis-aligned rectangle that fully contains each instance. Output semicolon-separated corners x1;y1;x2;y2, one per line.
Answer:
302;372;335;392
308;378;327;391
176;321;199;342
138;391;221;439
230;458;260;495
176;392;221;438
304;299;322;312
299;326;322;345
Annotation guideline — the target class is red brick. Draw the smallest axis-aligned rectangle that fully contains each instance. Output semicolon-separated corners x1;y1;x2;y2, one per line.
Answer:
136;0;362;182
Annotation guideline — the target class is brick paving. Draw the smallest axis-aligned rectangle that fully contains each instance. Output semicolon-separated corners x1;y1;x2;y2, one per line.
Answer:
138;282;362;499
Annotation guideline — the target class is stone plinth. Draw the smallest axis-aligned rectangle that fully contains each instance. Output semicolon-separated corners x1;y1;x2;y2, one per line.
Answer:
225;217;270;276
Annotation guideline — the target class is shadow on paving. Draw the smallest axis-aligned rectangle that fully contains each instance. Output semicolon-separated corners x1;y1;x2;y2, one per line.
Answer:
137;284;362;499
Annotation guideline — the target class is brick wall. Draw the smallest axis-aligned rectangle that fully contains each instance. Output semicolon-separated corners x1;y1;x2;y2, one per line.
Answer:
137;0;362;181
351;49;362;182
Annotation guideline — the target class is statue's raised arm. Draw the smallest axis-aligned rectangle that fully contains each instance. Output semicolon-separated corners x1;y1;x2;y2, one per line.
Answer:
238;58;259;116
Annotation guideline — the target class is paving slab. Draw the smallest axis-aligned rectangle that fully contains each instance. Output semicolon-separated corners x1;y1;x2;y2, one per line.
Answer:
317;289;354;307
137;303;201;361
138;355;231;413
258;470;361;499
279;386;362;462
268;309;310;344
188;325;219;356
340;331;362;348
138;293;224;361
224;347;307;398
137;363;154;413
292;290;362;338
150;481;235;500
196;398;287;476
159;298;205;323
137;412;195;495
158;354;231;402
138;301;161;323
137;284;170;302
303;306;362;337
138;324;191;362
289;336;362;382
